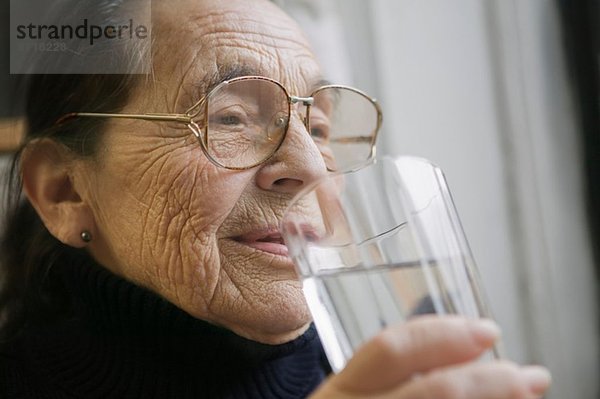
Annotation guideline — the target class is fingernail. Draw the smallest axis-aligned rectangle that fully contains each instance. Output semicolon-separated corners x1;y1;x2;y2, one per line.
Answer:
522;366;552;395
470;319;501;346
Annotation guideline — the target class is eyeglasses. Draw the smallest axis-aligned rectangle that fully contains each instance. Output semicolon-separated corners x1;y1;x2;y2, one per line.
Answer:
56;76;383;171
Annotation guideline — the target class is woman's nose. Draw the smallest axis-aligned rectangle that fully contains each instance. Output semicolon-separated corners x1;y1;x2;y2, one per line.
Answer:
255;116;327;193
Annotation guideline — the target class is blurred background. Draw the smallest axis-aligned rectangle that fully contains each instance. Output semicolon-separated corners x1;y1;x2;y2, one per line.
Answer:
2;0;599;397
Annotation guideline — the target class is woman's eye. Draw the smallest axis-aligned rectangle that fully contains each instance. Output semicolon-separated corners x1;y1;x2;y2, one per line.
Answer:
309;110;331;141
209;110;249;128
311;128;324;138
219;114;243;125
310;124;330;141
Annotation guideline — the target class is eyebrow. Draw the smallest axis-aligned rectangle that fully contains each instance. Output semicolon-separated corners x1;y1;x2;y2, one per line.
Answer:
202;64;261;93
193;63;331;100
313;78;333;89
182;64;261;112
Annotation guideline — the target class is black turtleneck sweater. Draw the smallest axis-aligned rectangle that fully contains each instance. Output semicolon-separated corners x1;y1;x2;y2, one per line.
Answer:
0;259;330;398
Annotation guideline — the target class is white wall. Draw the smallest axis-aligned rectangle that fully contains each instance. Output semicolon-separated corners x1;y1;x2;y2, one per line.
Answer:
279;0;599;397
369;0;528;358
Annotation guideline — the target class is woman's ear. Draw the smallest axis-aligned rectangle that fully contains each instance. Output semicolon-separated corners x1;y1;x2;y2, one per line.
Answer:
21;139;95;248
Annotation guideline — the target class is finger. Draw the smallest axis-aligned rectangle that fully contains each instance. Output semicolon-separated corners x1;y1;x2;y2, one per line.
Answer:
332;315;500;394
393;361;551;399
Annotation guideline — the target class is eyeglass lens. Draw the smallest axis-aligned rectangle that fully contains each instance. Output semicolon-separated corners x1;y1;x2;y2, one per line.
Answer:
203;78;378;170
311;87;378;171
206;79;289;169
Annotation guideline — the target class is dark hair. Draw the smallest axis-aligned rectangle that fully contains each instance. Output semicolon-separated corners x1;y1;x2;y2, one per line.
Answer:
0;1;149;342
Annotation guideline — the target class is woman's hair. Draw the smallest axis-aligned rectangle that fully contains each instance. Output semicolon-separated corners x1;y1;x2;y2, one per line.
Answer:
0;1;150;342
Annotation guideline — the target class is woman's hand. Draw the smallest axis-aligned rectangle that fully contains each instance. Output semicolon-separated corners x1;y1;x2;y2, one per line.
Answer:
310;316;551;399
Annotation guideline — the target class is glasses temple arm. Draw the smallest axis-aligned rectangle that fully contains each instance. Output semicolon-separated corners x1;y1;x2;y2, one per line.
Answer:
55;112;192;125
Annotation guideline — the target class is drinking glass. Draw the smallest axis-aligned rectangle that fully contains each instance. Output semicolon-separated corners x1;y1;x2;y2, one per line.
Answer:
281;156;500;372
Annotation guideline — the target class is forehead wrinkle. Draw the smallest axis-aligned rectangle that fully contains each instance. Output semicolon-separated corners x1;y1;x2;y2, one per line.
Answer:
198;29;312;53
184;10;315;69
186;6;311;47
196;23;315;72
165;5;321;108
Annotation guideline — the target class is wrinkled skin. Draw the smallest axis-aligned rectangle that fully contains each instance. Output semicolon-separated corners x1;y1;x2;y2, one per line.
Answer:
75;0;328;344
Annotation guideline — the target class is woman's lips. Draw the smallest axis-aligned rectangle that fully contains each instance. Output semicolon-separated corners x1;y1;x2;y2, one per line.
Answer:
233;229;289;257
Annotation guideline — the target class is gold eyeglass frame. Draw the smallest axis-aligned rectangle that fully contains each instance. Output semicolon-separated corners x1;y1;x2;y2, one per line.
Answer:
55;75;383;170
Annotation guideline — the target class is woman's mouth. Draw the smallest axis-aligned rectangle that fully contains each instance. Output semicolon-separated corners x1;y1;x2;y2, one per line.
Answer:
233;228;289;257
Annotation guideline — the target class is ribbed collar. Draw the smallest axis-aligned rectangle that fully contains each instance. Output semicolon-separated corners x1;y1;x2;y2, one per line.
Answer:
20;256;329;398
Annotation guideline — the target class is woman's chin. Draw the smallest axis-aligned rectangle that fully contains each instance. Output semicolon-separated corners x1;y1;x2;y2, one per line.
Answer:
226;303;313;345
240;319;313;345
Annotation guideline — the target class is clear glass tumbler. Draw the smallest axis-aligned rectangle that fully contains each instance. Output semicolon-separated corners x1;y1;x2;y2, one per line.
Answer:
281;156;500;372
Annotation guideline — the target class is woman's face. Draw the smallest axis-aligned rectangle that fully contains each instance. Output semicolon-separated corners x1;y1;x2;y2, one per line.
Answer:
77;0;327;344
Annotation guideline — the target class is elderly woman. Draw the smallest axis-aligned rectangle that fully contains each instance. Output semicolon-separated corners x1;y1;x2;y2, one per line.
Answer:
0;0;550;398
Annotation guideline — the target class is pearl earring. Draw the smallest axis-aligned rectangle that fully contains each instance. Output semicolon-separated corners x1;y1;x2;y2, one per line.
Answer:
80;230;92;243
